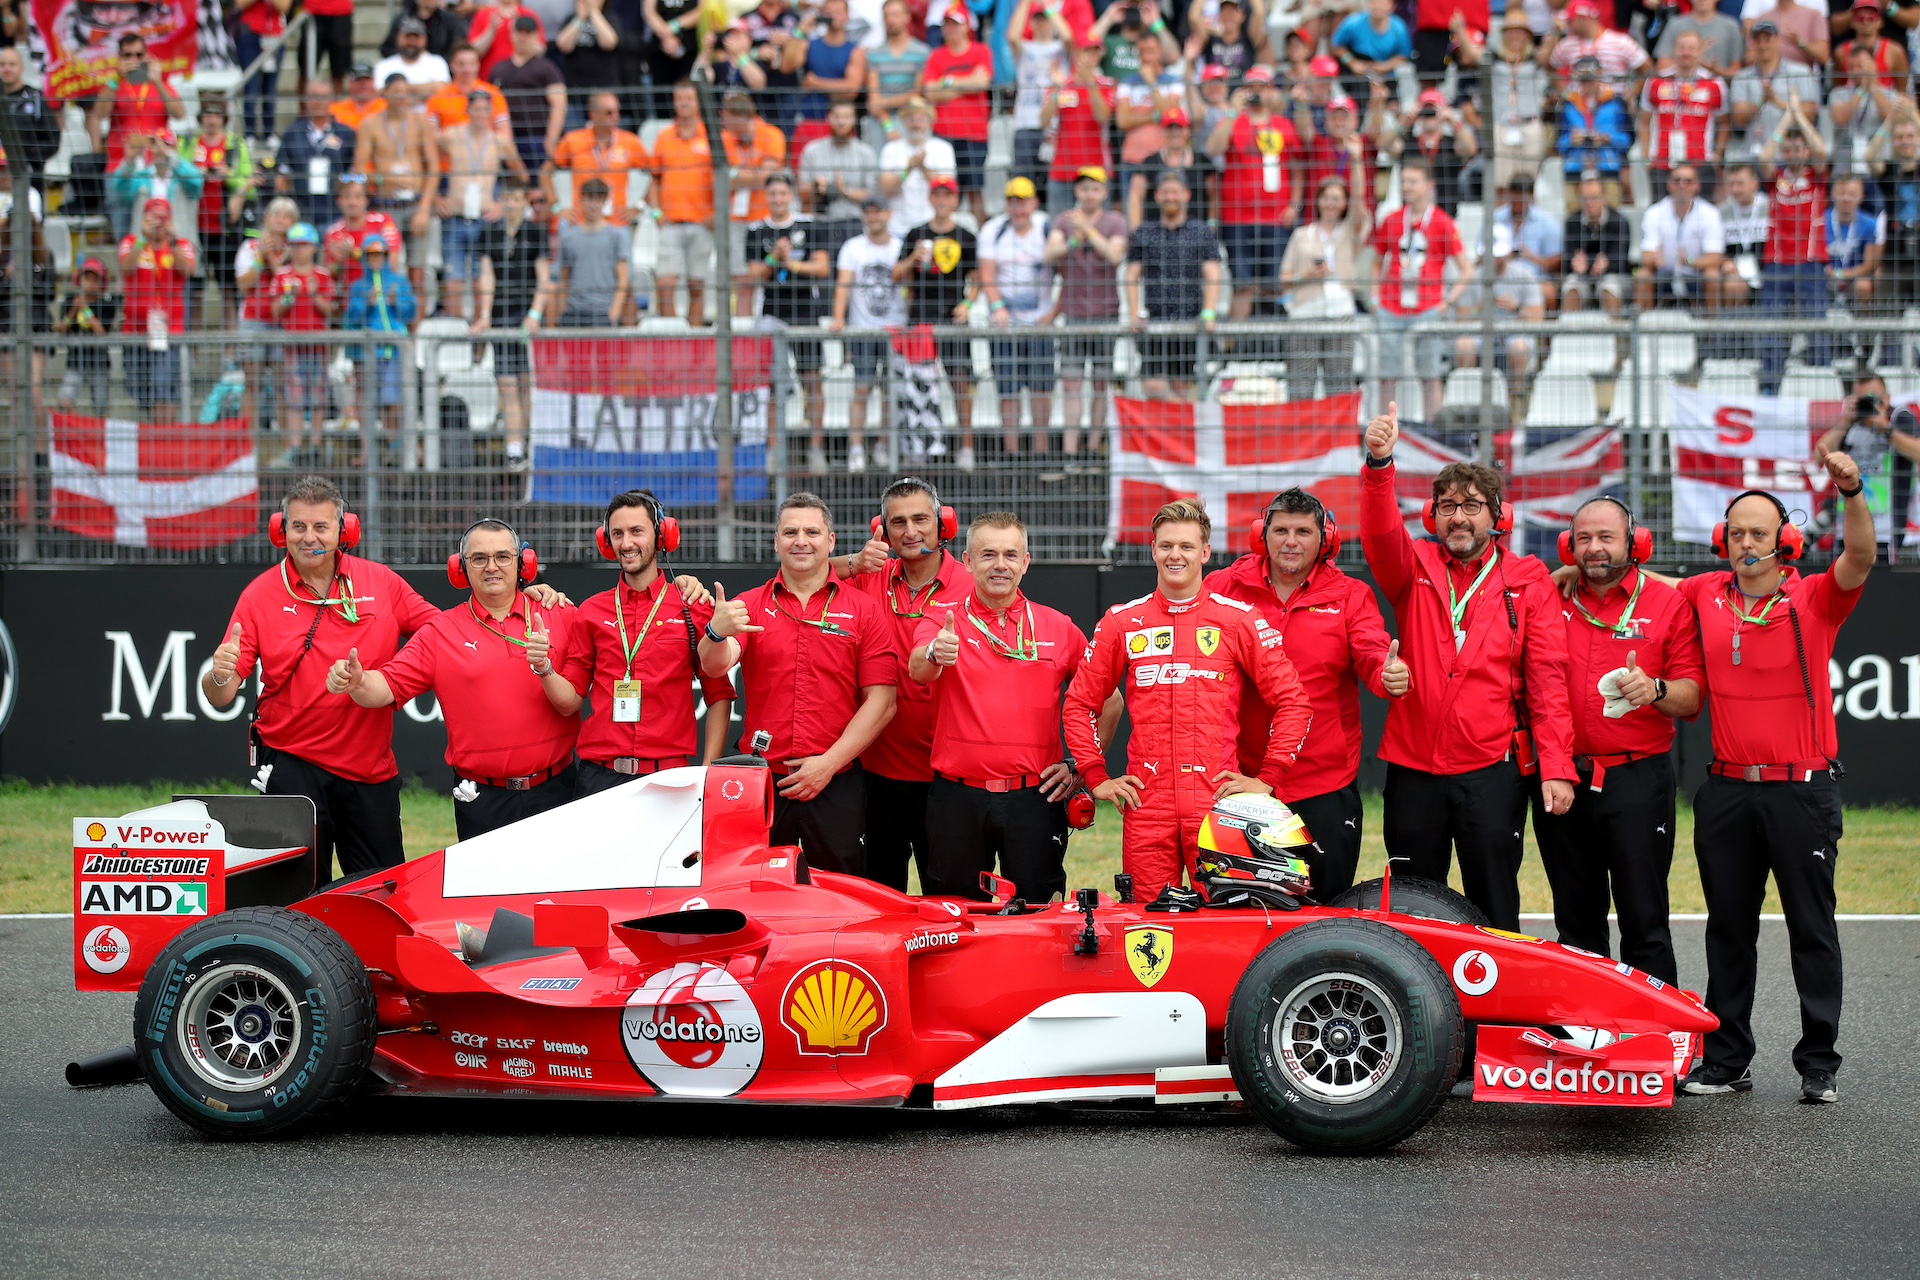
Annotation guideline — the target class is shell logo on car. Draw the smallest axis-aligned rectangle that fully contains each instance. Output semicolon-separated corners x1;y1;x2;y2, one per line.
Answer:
621;961;766;1097
782;960;888;1056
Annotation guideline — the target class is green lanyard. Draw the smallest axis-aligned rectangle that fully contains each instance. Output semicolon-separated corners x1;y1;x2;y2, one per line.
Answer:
280;558;359;623
887;565;944;619
1726;584;1787;667
1447;551;1500;643
775;581;853;636
1571;571;1646;637
964;596;1040;661
467;597;535;649
613;580;670;680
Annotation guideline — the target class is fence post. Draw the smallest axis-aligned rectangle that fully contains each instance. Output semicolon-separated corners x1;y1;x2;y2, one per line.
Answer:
361;337;384;562
1629;311;1645;554
415;335;435;475
770;328;791;510
7;156;35;561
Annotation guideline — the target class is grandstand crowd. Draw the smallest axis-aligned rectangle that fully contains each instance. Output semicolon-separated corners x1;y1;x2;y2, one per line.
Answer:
4;0;1920;472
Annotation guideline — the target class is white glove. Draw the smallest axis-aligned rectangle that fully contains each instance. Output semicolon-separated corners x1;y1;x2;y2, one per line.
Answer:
1597;666;1633;719
453;779;480;803
248;762;274;794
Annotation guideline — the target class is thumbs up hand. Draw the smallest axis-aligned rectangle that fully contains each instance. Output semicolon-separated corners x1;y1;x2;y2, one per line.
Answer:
852;534;891;575
1381;637;1410;698
931;609;960;667
326;646;364;695
708;583;763;638
211;622;244;686
527;611;553;674
1365;400;1400;460
1618;648;1660;707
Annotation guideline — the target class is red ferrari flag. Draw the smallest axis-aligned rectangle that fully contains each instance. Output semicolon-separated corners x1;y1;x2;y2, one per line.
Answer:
49;414;258;550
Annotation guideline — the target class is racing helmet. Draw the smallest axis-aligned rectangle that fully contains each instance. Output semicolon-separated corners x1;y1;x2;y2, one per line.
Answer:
1194;794;1314;906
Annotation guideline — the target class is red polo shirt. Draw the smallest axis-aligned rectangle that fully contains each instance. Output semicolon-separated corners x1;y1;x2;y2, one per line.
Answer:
845;553;969;783
224;555;442;784
377;594;582;782
1678;569;1860;767
731;574;899;769
1203;553;1393;802
560;574;735;766
1562;569;1706;757
102;78;173;170
911;590;1087;779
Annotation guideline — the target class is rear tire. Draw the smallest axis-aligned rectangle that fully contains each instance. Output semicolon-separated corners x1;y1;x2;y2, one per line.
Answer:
1226;918;1463;1154
1327;876;1491;926
132;906;375;1139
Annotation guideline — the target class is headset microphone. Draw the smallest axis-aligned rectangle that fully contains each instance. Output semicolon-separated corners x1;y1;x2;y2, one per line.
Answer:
1743;550;1781;566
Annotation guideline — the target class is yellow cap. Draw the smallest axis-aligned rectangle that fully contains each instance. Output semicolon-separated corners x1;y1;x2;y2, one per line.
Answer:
1075;165;1108;184
1004;176;1037;199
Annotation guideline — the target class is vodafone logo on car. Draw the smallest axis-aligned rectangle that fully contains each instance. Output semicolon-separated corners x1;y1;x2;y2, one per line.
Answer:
81;925;132;974
621;961;765;1098
1452;949;1498;996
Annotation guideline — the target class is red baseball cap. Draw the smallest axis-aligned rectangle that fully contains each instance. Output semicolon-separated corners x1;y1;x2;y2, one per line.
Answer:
76;256;107;281
1852;0;1882;12
1566;0;1602;19
1327;94;1357;112
1417;87;1448;109
143;196;172;217
1243;65;1275;84
1200;63;1230;80
1309;54;1340;78
928;173;959;192
1160;107;1190;128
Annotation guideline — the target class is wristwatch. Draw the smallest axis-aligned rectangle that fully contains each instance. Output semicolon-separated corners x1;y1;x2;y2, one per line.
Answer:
1653;678;1669;705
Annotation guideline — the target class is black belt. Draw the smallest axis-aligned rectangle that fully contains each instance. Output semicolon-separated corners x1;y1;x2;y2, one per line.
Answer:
472;759;571;791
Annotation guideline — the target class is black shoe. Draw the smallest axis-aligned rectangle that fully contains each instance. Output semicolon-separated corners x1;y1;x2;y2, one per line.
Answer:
1144;884;1205;913
1681;1063;1753;1095
1799;1070;1838;1105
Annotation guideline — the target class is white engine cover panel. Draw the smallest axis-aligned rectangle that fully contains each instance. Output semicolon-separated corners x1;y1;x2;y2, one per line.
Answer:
935;991;1207;1096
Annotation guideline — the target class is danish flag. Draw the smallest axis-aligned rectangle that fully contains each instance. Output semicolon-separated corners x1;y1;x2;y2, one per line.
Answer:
49;415;257;550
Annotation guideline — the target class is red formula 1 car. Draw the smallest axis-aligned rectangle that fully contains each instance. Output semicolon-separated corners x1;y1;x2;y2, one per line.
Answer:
72;762;1715;1154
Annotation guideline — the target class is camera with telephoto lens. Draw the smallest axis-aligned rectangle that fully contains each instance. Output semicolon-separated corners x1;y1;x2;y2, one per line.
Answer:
1853;393;1885;422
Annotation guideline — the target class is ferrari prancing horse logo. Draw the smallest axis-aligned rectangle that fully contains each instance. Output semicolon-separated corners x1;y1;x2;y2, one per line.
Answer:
1126;927;1173;988
1195;627;1221;657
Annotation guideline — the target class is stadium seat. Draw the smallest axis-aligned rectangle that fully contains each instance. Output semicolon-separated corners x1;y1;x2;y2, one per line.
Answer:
639;119;671;152
1444;366;1507;410
1699;369;1761;398
44;218;71;279
1454;204;1484;261
1540;313;1619;376
1635;311;1698;377
1780;365;1844;401
1524;373;1599;429
1701;358;1762;378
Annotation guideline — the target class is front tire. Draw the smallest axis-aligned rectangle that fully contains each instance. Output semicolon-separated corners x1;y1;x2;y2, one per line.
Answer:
132;906;375;1139
1327;875;1491;926
1226;918;1463;1155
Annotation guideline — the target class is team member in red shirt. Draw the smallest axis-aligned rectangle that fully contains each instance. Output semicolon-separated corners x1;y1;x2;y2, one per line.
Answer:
1361;404;1576;931
920;9;995;223
833;478;970;892
1673;457;1872;1105
1539;498;1705;985
1204;66;1303;325
202;477;442;881
1758;114;1830;385
1203;489;1404;898
1063;500;1313;903
908;512;1092;901
561;491;735;797
329;518;582;841
700;494;899;876
117;196;194;415
1638;31;1726;203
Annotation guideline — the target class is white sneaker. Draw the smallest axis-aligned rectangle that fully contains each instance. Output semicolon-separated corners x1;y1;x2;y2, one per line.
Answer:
956;445;976;473
871;437;893;470
848;443;868;473
926;436;948;459
808;446;829;476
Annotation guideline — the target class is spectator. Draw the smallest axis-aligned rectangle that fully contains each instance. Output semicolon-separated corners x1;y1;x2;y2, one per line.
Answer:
1304;91;1380;219
305;0;359;94
1208;67;1304;323
471;0;544;79
1453;257;1546;385
354;77;439;299
236;196;298;435
1192;0;1269;80
1116;30;1185;206
1834;0;1908;84
325;178;407;298
1046;165;1126;461
1331;0;1415;103
343;234;415;441
548;90;650;233
1750;0;1828;67
109;131;202;267
425;47;520;174
1827;44;1901;177
978;177;1055;460
721;91;790;310
1091;0;1179;83
90;33;187;239
799;100;880;219
1758;113;1830;376
1824;172;1884;328
1729;21;1824;163
1655;0;1745;78
1471;12;1550;194
648;81;716;323
1411;3;1488;84
868;0;933;141
493;17;569;172
1298;52;1342;140
52;257;116;412
1640;32;1729;202
1489;173;1562;310
1716;161;1770;313
231;0;291;141
1558;56;1633;207
1125;168;1224;401
710;20;769;92
475;178;551;467
1636;163;1727;312
381;0;463;60
1371;159;1471;421
0;45;61;183
828;198;908;474
276;88;359;228
745;0;805;119
439;90;509;321
555;0;624;112
920;8;996;222
878;96;958;236
747;173;832;463
1007;0;1066;187
644;0;704;119
1129;105;1209;229
119;197;193;416
553;177;633;327
332;65;387;132
1190;62;1234;155
1042;35;1115;215
1279;174;1369;392
1871;111;1920;320
1386;87;1476;216
894;174;978;467
184;99;254;329
785;0;868;127
1548;0;1649;88
270;224;338;457
1561;175;1632;315
376;16;455;89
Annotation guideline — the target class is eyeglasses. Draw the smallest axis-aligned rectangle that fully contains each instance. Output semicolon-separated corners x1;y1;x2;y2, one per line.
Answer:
465;551;522;568
1434;500;1488;517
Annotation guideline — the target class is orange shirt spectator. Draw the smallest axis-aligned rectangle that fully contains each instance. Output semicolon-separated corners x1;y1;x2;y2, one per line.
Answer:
426;80;510;131
649;119;714;225
549;127;651;224
720;97;787;224
331;64;387;129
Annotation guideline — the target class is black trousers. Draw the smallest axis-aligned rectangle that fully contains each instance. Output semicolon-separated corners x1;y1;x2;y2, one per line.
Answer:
1693;773;1845;1076
864;773;932;893
771;762;867;878
1532;755;1679;985
923;777;1068;903
1290;783;1363;901
573;756;694;798
262;747;405;886
454;765;579;843
1382;760;1528;931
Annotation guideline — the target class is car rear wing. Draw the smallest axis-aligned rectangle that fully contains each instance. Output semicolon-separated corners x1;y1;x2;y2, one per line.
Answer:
73;794;317;993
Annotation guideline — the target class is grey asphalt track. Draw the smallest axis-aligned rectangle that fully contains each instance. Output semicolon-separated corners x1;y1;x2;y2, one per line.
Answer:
4;916;1917;1280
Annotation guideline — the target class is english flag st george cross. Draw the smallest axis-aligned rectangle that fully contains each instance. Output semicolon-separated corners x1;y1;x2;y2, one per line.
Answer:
49;415;258;550
1109;394;1623;544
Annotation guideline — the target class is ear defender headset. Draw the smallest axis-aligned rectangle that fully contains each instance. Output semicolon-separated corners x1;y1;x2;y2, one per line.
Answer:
1711;489;1806;563
269;508;361;549
1557;496;1654;567
1251;490;1341;564
447;518;540;589
1423;487;1515;537
870;477;959;549
596;490;682;561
